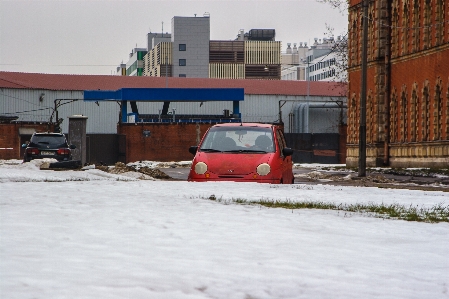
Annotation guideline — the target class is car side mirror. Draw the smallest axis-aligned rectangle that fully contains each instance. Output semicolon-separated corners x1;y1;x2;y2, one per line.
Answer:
70;144;76;149
189;146;198;155
22;144;27;148
282;147;293;157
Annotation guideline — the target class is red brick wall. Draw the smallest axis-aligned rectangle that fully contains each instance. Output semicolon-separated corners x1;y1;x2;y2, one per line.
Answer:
339;124;347;164
0;123;55;160
118;123;215;162
347;0;449;145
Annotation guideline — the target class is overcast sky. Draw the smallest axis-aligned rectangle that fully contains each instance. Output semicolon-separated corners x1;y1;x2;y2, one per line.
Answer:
0;0;348;75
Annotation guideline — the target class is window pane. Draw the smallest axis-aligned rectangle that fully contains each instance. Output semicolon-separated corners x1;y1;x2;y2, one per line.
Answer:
179;44;186;51
179;59;186;66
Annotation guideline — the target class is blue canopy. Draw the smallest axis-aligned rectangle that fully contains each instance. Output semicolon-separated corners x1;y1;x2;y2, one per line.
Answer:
83;88;244;123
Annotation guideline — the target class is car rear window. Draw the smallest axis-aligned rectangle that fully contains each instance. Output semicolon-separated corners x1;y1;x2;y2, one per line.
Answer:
30;135;67;147
200;127;274;152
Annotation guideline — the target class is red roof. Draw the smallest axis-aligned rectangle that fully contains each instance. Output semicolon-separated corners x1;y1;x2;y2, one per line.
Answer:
0;71;347;97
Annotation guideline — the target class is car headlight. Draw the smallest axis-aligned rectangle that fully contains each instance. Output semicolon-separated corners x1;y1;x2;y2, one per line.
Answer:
194;162;208;174
256;163;270;176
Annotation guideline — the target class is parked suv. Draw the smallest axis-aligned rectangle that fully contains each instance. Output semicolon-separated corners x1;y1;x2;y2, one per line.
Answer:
188;123;294;184
22;132;76;162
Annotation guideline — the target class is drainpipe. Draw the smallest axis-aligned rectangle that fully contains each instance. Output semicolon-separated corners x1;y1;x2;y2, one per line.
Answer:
384;0;391;166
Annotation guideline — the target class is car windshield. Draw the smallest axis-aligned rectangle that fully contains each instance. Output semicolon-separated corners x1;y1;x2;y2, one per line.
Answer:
29;135;67;148
200;126;274;153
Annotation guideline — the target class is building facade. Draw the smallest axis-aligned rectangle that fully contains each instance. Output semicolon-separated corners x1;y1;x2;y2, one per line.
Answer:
171;16;210;78
127;16;282;80
281;37;347;82
125;48;147;76
347;0;449;168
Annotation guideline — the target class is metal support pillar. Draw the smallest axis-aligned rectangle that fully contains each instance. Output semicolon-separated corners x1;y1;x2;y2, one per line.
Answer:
121;100;128;123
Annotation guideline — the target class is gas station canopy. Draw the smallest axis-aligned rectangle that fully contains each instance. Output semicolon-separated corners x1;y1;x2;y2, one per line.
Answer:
83;88;244;123
84;88;244;102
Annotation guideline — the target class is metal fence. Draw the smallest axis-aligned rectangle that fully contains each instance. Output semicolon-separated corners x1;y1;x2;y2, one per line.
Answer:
284;133;341;164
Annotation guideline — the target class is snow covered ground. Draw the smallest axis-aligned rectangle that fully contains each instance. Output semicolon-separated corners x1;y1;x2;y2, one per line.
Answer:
1;159;448;298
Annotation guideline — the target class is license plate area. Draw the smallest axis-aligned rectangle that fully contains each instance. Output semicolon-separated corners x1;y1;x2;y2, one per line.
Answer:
41;151;55;155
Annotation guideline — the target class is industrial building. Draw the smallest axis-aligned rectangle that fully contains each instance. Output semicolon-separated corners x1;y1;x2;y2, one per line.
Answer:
0;72;347;164
281;36;347;82
119;15;282;80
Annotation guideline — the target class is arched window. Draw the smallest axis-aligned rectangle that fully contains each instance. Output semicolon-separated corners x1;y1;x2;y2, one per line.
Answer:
410;84;419;142
368;8;375;61
350;18;358;67
434;79;443;140
350;95;358;144
446;78;449;139
402;1;410;55
367;92;373;143
412;0;420;52
423;0;432;49
422;82;430;141
392;4;400;58
400;87;408;142
435;0;445;45
390;89;398;143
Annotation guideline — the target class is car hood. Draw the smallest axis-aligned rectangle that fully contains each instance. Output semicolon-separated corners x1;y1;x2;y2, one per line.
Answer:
194;152;274;175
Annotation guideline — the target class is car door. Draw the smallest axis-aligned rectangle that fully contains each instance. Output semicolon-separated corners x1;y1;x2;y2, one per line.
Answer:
275;128;293;184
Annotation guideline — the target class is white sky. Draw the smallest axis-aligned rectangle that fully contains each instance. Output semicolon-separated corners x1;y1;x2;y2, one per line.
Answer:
0;0;348;75
1;159;448;298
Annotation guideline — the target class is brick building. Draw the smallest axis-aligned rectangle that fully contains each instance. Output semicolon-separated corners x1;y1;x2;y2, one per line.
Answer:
347;0;449;168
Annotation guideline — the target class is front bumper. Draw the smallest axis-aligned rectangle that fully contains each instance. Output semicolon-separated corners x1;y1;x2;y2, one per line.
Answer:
188;174;281;184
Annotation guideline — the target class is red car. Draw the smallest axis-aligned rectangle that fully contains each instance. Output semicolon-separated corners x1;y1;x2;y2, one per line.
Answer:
188;123;294;184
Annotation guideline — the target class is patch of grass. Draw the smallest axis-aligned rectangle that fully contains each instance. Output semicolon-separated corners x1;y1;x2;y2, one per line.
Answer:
313;165;449;178
320;166;355;172
202;195;449;223
368;167;449;178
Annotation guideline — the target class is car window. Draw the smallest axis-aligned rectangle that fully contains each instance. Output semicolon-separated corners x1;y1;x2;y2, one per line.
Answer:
30;135;67;148
200;127;274;152
276;129;286;156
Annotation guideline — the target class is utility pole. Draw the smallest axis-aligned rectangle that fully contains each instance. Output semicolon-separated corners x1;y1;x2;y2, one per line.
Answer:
305;57;310;133
358;0;369;177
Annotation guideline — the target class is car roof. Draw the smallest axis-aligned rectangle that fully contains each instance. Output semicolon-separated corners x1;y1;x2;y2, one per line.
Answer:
212;123;277;129
33;132;65;136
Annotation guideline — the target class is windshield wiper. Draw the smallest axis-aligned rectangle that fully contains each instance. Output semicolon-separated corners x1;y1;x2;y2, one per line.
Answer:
239;149;267;153
38;141;49;144
200;148;222;152
222;149;267;153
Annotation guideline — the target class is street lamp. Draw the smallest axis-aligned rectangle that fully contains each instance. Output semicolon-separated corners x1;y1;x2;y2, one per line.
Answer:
301;57;310;133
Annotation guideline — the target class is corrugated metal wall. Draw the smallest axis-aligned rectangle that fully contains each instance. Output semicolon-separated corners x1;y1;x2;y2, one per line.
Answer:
244;41;281;64
209;63;245;79
1;88;346;134
1;89;120;133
